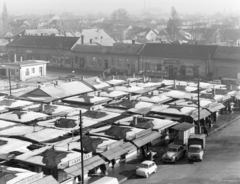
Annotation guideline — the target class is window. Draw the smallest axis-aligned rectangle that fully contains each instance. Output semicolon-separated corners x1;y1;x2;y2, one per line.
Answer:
25;69;29;76
32;68;35;73
112;58;115;66
118;58;121;66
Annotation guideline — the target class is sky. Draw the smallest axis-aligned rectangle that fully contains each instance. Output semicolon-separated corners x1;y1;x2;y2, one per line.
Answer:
1;0;240;15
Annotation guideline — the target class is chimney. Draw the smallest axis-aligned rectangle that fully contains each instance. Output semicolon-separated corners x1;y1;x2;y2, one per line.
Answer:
81;35;84;44
143;76;146;83
133;73;135;78
173;80;176;89
128;93;131;100
80;75;84;81
132;40;135;44
212;88;215;95
133;116;138;126
90;38;93;44
14;54;17;62
20;56;23;62
55;80;58;86
41;104;45;112
127;80;130;87
112;75;115;80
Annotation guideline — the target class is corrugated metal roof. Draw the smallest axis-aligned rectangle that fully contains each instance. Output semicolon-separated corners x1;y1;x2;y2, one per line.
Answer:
171;122;195;131
120;142;137;152
64;155;105;177
190;109;211;121
132;131;161;148
100;145;128;161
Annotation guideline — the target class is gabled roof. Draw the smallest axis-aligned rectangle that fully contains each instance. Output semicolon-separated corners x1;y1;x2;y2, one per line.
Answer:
71;44;111;53
214;46;240;60
20;81;93;101
141;43;218;60
109;43;144;55
7;35;80;50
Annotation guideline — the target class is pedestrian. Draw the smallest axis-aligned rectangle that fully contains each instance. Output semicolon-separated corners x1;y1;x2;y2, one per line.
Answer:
111;159;116;168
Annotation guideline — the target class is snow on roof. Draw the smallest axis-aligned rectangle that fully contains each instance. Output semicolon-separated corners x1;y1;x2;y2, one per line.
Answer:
169;99;212;108
84;77;110;90
135;95;172;104
0;111;48;123
53;135;117;153
0;167;38;184
100;90;128;98
15;145;81;169
106;79;126;86
24;128;70;142
135;82;162;88
83;110;120;122
0;99;33;112
89;125;144;140
0;120;17;129
160;106;197;115
110;85;144;93
0;137;31;157
162;90;197;99
0;125;44;136
64;95;111;105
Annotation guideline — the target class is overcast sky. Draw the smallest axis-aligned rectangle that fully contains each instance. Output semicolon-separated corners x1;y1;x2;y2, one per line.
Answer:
2;0;240;15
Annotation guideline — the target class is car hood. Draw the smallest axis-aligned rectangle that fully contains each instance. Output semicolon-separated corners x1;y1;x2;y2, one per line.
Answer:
136;168;148;172
164;152;176;158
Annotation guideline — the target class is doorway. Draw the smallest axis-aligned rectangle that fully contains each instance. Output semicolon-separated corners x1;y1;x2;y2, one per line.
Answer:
39;67;43;76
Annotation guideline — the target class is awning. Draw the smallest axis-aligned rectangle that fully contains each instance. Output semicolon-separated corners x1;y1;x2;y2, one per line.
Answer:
64;155;105;177
120;142;137;152
207;102;225;112
190;109;211;121
132;131;161;148
100;145;128;161
31;176;59;184
223;95;232;102
235;94;240;100
128;107;152;115
171;122;195;131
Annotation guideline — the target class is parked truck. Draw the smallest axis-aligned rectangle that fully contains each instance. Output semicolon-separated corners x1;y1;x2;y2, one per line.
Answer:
187;134;206;161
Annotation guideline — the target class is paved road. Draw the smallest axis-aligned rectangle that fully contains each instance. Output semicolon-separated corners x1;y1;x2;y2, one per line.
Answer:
124;117;240;184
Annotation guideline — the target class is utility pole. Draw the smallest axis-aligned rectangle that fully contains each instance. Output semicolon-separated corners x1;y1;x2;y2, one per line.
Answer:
8;69;11;96
197;71;201;134
79;110;84;184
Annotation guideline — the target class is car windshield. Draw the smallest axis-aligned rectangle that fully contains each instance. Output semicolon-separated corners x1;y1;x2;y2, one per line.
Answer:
167;147;178;152
139;164;149;168
189;147;201;153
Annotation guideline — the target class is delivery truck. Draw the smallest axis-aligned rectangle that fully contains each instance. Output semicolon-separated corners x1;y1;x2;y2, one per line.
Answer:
187;134;206;161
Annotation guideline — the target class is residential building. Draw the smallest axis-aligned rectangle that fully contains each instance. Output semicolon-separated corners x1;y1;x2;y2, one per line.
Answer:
6;35;79;67
139;43;219;79
0;60;48;81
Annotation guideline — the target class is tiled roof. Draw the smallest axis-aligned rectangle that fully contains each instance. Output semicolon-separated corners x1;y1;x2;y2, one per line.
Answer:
214;46;240;60
7;35;79;50
140;43;218;60
109;43;144;55
71;44;111;53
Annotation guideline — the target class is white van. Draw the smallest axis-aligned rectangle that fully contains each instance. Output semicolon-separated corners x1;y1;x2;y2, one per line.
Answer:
90;176;119;184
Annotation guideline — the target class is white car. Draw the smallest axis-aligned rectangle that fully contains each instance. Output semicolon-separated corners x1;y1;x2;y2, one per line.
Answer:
136;160;157;178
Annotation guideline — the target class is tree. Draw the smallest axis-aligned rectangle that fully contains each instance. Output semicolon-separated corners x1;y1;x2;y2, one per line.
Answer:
167;6;181;40
111;8;129;22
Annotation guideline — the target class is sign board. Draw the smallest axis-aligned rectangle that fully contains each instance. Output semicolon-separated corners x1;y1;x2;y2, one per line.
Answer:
68;152;92;167
135;128;152;139
15;173;43;184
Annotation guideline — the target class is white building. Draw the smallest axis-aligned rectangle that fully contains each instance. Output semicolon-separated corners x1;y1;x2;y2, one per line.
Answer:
0;60;48;81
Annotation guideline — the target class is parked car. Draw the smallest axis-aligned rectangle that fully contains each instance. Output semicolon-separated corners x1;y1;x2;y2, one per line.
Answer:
136;160;157;178
162;144;186;163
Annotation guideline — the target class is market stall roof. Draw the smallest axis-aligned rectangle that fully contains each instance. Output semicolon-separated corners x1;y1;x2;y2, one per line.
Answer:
0;137;31;160
64;155;105;176
132;131;161;148
63;95;111;105
0;110;48;124
134;94;172;104
108;85;143;93
151;105;196;116
104;100;154;110
0;120;17;129
0;99;33;113
171;122;195;131
206;102;225;112
161;90;197;99
190;109;211;121
133;82;163;88
31;176;59;184
100;145;128;161
24;128;70;143
0;167;42;184
133;87;156;94
120;142;137;152
83;76;110;90
15;146;81;169
106;79;126;86
99;90;128;99
0;125;43;136
169;99;213;108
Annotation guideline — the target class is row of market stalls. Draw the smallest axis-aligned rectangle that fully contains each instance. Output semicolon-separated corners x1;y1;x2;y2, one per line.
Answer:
0;76;238;184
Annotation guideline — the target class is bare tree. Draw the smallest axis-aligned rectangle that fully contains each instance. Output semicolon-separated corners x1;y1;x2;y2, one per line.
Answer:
167;7;181;40
111;8;129;22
